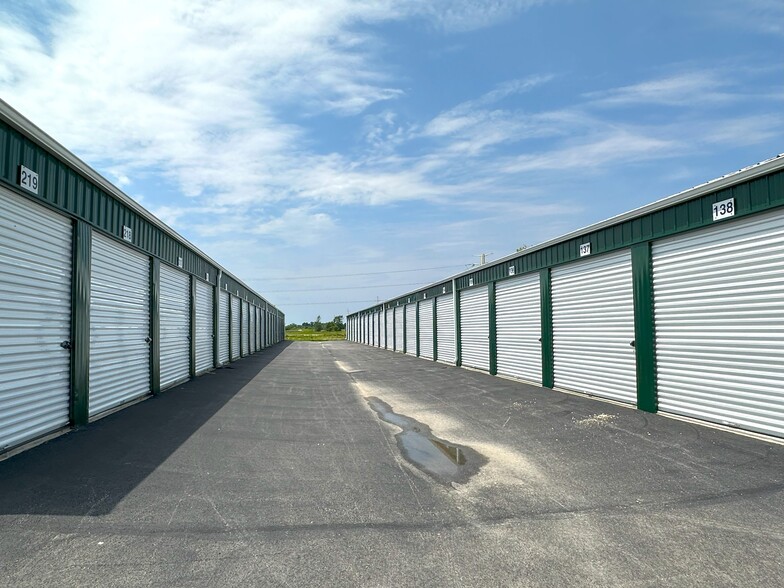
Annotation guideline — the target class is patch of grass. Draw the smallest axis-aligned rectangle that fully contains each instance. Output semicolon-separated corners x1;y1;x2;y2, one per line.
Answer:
285;328;346;341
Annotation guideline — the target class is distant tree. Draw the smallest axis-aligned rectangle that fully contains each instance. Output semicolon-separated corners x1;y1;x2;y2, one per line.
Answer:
331;315;345;329
314;315;323;332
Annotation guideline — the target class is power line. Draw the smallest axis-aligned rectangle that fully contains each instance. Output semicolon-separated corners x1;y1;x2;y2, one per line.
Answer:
257;264;468;281
265;281;427;294
282;300;382;306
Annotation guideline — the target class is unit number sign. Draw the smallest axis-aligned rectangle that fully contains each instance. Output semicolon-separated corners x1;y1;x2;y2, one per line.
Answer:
18;165;39;194
712;197;735;222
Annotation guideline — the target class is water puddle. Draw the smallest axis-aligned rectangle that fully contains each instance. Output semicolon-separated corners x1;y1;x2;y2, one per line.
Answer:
366;397;485;485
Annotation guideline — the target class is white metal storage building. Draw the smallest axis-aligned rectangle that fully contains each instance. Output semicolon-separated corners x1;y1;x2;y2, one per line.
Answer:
0;100;285;456
347;154;784;441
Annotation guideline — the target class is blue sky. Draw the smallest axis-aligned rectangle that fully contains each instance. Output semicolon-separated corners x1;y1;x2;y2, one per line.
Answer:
1;0;782;323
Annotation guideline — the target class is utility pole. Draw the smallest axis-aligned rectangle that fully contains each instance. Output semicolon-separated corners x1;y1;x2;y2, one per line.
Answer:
475;252;493;266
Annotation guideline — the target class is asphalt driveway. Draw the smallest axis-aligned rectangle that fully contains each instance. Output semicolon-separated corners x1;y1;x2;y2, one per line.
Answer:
1;340;783;587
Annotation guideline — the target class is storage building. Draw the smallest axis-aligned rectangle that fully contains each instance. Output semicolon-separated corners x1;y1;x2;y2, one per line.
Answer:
0;99;284;457
348;155;784;440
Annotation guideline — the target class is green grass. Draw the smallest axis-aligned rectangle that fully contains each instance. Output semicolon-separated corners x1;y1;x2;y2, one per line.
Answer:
285;328;346;341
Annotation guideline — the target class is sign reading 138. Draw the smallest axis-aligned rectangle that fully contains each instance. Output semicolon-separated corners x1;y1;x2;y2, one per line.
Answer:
712;197;735;221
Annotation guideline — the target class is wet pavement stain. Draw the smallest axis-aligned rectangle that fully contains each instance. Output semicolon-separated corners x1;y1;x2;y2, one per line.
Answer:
366;397;486;485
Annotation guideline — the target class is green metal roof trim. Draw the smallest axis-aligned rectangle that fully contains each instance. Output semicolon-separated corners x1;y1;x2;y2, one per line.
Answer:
349;154;784;319
0;99;280;316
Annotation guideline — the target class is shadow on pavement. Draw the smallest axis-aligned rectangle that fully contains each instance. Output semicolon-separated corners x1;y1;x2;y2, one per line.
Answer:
0;341;293;517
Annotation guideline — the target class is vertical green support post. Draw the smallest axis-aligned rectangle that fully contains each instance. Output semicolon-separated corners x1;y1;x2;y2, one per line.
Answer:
632;242;657;413
150;258;161;395
189;275;196;378
213;281;220;367
70;221;91;427
415;301;420;357
432;297;438;362
228;295;234;360
488;282;497;376
402;306;407;354
454;280;462;367
540;268;554;388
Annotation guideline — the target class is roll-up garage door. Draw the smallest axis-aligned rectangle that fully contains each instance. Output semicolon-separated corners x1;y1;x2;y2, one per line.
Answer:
436;294;455;364
460;287;490;371
194;280;214;374
385;309;394;349
405;304;417;355
230;296;241;360
259;308;266;348
419;300;434;360
496;273;541;384
653;209;784;438
159;264;191;390
249;305;256;353
242;301;250;356
380;311;387;348
89;233;150;416
375;312;382;347
394;307;404;352
219;291;230;364
0;188;72;451
552;250;636;404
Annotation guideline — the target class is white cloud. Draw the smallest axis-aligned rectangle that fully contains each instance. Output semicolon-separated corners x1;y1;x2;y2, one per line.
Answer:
584;71;735;107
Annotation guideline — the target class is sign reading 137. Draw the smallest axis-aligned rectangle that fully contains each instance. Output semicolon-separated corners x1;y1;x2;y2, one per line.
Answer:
712;197;735;221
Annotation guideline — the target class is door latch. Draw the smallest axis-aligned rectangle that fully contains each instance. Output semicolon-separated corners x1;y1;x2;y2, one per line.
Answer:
145;336;152;344
60;340;72;350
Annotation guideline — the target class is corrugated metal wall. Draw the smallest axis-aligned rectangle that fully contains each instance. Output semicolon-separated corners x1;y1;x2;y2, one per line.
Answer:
0;187;72;450
496;273;541;384
241;301;250;356
460;287;490;371
419;300;434;360
405;304;417;355
385;309;394;348
194;280;214;374
653;208;784;437
230;296;241;360
436;294;455;364
159;264;191;389
219;291;230;364
394;307;404;352
89;233;151;416
552;250;637;404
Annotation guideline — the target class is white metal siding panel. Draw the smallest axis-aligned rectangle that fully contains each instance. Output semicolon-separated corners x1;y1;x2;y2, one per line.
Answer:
405;304;417;355
552;250;636;404
89;233;150;416
159;264;191;389
375;312;382;347
419;300;434;360
496;274;542;384
230;296;240;360
380;311;387;348
460;287;490;371
249;305;256;353
0;188;72;450
653;209;784;438
259;307;265;348
194;280;214;374
394;307;404;352
242;301;250;356
218;291;230;363
436;295;456;364
385;309;394;349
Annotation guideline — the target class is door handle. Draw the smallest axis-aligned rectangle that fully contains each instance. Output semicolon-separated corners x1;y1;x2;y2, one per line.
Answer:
629;340;636;348
60;340;72;350
145;336;152;344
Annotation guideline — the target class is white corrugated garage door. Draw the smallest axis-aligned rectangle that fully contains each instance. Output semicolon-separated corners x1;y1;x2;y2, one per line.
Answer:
653;209;784;438
230;296;241;360
385;309;394;349
419;300;434;360
89;233;150;416
380;310;387;349
394;307;404;352
194;280;214;374
249;304;256;353
496;273;541;384
460;287;490;371
0;187;72;451
405;304;417;355
436;294;455;364
375;312;382;347
552;250;636;404
159;264;191;389
242;301;250;356
219;290;230;364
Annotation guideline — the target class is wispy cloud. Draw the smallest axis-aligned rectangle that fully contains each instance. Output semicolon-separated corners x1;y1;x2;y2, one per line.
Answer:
584;71;735;107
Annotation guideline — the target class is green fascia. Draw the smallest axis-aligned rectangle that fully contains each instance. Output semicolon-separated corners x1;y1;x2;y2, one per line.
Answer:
632;243;657;413
70;220;91;427
488;282;498;376
150;258;161;395
540;268;554;388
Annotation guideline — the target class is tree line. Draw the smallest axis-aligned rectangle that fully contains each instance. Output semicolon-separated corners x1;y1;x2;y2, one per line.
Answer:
286;315;345;332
